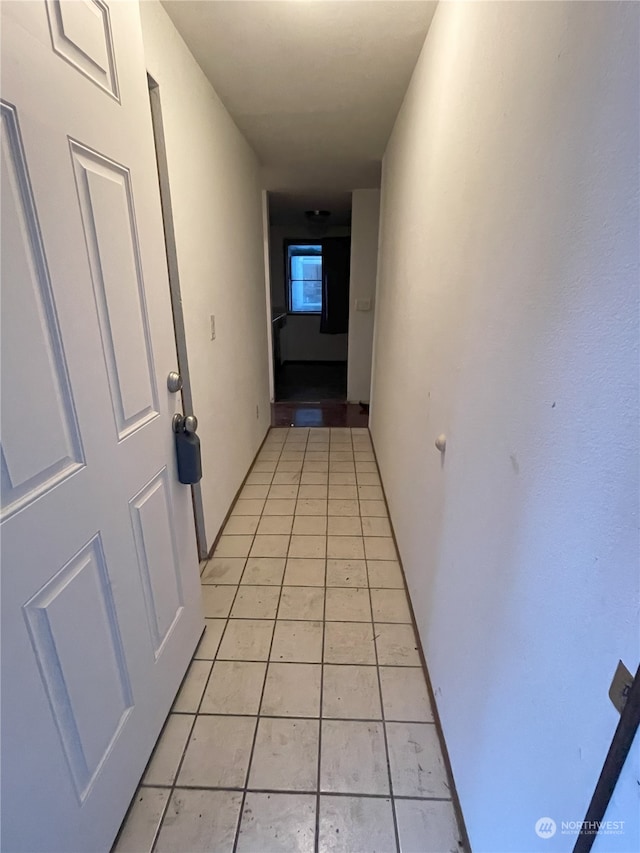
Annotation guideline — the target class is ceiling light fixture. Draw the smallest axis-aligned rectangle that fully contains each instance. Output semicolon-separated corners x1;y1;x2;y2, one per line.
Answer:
305;209;331;236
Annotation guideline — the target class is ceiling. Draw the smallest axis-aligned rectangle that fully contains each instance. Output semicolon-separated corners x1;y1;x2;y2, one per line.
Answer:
161;0;437;196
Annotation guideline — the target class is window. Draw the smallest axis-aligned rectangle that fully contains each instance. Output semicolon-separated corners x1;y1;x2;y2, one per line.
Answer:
287;243;322;313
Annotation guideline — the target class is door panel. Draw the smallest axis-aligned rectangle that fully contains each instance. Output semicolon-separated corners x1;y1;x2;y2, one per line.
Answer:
0;2;203;851
70;140;159;438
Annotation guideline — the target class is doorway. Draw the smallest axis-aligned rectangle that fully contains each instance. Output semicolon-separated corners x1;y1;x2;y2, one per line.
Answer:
267;194;352;407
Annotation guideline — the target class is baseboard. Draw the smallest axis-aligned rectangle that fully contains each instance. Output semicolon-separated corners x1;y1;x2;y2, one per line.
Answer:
369;429;472;853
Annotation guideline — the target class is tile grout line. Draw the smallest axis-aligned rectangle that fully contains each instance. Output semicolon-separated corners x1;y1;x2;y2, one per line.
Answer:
152;428;289;853
231;428;308;853
314;457;329;853
364;435;402;853
230;429;291;853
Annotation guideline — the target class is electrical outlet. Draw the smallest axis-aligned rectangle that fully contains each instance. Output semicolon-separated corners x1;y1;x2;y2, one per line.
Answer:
210;314;216;341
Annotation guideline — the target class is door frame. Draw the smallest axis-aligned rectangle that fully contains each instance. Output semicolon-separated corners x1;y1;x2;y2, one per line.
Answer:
147;73;207;558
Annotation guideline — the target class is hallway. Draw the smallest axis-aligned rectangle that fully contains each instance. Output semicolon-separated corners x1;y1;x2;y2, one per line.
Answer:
114;428;463;853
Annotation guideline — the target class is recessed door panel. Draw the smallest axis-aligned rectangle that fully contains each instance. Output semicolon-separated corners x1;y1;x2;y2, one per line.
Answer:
130;469;184;656
45;0;119;99
0;103;84;520
23;536;133;801
71;142;158;440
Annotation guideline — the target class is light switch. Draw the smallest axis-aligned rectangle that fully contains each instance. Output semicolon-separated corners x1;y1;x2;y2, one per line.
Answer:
355;298;371;312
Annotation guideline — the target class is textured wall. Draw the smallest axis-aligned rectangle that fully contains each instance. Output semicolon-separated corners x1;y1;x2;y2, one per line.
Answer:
141;1;271;551
370;2;639;850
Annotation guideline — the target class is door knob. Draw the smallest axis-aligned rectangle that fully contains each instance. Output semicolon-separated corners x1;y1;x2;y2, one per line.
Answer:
172;413;198;434
167;371;183;393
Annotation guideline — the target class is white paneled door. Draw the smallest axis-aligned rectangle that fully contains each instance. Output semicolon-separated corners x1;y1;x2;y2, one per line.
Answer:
0;2;204;850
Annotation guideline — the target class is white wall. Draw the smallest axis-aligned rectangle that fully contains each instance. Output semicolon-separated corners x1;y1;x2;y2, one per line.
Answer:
141;1;271;552
347;189;380;401
370;3;639;852
269;224;349;362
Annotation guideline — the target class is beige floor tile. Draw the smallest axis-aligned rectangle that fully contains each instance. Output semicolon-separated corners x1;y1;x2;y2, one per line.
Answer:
223;515;260;535
364;537;397;561
277;460;303;472
298;483;328;499
278;586;325;620
177;715;256;788
329;461;355;473
257;515;294;535
217;619;274;661
258;450;282;461
237;793;316;853
233;499;267;516
361;516;392;537
293;515;327;535
301;472;328;485
240;484;270;500
194;619;226;660
253;461;277;473
154;789;242;853
379;667;434;722
375;623;421;666
324;588;371;622
231;586;281;619
358;485;384;501
249;718;319;791
143;714;194;785
355;461;378;472
271;620;323;662
359;500;388;517
370;588;412;623
268;484;299;499
280;451;305;461
395;799;462;853
263;499;297;515
214;535;254;558
324;622;375;664
201;558;245;585
302;460;329;473
250;534;290;558
201;585;237;618
295;498;328;516
355;473;381;486
328;499;359;516
366;560;404;588
320;720;389;795
261;662;322;717
327;536;365;560
318;796;395;853
328;484;358;500
200;660;266;714
272;471;302;485
242;557;285;585
322;665;381;719
246;472;273;485
354;451;375;461
284;558;326;587
327;516;362;536
305;451;329;461
114;788;170;853
289;534;327;558
173;660;212;713
386;722;449;797
326;559;368;587
328;472;357;485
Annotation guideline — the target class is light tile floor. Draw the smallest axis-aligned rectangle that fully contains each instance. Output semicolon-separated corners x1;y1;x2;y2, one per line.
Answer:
114;428;464;853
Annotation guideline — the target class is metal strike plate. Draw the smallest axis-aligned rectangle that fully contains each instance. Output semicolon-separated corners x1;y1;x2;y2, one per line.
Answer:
609;660;634;714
